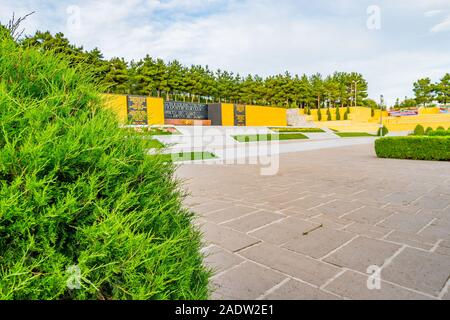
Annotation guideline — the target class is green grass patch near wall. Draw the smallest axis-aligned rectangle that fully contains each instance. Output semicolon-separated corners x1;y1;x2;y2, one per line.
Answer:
336;132;376;137
158;152;217;162
143;138;165;149
233;133;308;142
0;31;209;299
148;127;180;135
375;136;450;161
125;127;180;136
269;127;325;133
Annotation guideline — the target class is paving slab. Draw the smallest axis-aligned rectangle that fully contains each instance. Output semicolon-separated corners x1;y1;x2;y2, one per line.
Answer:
201;222;260;252
203;245;244;273
378;213;434;234
283;227;355;259
382;247;450;297
311;200;364;218
222;210;284;232
324;270;433;300
241;242;341;287
211;261;286;300
177;144;450;299
324;236;401;273
248;217;320;245
385;230;436;250
343;206;393;224
263;279;340;300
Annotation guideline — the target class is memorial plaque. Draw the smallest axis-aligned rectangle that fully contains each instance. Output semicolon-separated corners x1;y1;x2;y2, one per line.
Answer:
234;104;246;126
164;101;208;120
127;95;148;125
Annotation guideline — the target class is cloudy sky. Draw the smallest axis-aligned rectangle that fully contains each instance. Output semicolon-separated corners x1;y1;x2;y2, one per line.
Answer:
1;0;450;104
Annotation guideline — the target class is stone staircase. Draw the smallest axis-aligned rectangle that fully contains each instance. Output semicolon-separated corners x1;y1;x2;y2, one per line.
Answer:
286;109;314;127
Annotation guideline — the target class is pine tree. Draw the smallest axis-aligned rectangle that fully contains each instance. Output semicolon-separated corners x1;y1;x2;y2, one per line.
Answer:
327;107;332;121
413;78;433;106
336;105;341;120
104;57;130;94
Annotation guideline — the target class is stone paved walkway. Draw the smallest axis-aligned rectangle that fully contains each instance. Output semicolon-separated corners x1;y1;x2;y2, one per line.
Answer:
177;144;450;300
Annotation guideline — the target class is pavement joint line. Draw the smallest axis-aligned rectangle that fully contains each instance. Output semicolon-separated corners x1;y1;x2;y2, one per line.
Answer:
245;217;288;234
210;260;247;280
319;268;347;290
306;199;338;211
233;241;262;254
337;205;366;219
216;208;265;225
438;278;450;300
374;212;397;227
340;221;356;231
306;199;339;212
307;212;325;219
379;245;406;271
378;233;436;252
255;277;291;300
416;217;437;235
380;202;391;209
342;266;439;300
234;248;340;293
410;194;425;207
430;239;443;253
381;229;396;240
200;244;215;254
319;235;360;261
351;189;366;197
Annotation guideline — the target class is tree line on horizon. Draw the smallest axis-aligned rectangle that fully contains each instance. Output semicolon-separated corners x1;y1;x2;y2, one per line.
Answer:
10;27;448;110
398;75;450;108
19;30;377;109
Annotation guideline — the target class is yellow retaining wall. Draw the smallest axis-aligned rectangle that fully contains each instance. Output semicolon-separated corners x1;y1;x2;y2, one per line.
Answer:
418;107;440;115
221;103;235;126
103;94;128;124
246;105;287;126
147;97;165;125
383;114;450;131
314;112;450;132
304;107;388;122
101;94;165;125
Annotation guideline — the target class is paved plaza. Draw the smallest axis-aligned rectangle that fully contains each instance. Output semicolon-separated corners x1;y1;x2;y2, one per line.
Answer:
177;143;450;300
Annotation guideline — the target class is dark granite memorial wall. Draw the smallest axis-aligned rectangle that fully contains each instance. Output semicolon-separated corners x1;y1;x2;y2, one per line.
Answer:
127;95;148;125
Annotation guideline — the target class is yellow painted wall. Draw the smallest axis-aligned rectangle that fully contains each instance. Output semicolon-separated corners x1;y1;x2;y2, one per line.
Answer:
101;94;165;125
315;112;450;132
102;94;128;124
221;103;235;126
147;97;165;125
246;105;287;126
304;107;388;122
418;107;440;115
383;114;450;131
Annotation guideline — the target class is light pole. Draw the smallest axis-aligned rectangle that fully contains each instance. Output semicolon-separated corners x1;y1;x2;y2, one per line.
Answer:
352;80;360;107
379;94;384;136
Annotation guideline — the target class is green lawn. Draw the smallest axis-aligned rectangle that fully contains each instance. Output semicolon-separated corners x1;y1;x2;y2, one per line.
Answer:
148;127;181;135
158;152;217;162
269;127;325;133
335;132;376;137
125;127;180;136
143;139;165;149
233;133;308;142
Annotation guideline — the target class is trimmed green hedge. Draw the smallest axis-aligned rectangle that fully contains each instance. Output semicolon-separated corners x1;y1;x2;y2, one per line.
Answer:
428;129;450;136
375;136;450;161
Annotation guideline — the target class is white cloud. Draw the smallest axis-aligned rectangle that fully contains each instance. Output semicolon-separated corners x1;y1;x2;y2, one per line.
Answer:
431;15;450;32
425;9;444;17
1;0;449;105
